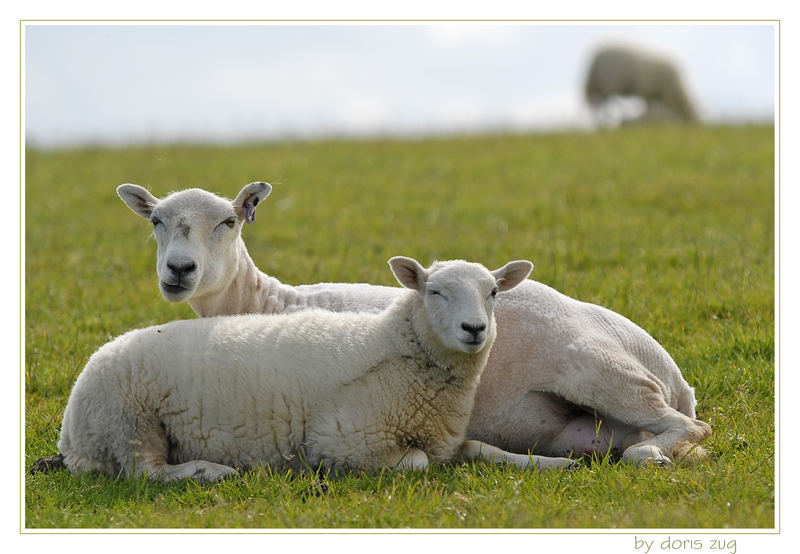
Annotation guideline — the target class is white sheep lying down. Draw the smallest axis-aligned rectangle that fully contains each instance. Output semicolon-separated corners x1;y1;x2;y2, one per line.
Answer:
117;182;712;467
59;257;576;481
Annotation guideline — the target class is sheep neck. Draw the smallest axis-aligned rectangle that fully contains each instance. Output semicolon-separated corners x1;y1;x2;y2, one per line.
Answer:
188;239;300;317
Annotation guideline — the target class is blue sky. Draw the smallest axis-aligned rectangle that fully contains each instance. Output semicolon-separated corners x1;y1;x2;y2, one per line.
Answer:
24;23;775;147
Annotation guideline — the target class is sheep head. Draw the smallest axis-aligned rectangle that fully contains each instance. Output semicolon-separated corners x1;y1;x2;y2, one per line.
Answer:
389;257;532;355
117;182;271;303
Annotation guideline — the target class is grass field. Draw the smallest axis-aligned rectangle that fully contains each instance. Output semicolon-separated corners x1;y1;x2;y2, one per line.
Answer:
24;124;775;529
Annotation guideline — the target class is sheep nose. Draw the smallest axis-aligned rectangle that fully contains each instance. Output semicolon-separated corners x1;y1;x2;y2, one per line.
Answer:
167;260;196;281
461;322;487;338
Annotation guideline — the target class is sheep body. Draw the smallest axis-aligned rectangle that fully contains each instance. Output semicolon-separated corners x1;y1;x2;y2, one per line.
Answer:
117;183;712;466
58;258;569;480
585;45;698;124
59;309;427;477
469;278;706;460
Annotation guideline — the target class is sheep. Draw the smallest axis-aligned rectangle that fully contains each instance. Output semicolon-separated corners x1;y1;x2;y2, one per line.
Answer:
57;256;578;481
116;182;712;467
585;45;698;125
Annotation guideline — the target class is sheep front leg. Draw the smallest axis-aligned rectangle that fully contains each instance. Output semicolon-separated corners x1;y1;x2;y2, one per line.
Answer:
148;460;239;482
457;440;576;470
125;413;239;482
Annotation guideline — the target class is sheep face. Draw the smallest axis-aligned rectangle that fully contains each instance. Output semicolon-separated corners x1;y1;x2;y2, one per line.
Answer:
150;192;242;302
389;257;533;355
117;182;271;303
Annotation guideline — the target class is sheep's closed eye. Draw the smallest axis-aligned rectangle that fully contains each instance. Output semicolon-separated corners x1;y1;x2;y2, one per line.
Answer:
429;290;448;300
216;217;236;231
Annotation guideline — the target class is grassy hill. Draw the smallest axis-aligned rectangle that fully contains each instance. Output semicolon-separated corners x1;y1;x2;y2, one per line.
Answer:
24;125;774;528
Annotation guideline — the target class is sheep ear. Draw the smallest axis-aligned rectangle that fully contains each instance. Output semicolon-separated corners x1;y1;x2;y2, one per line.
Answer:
388;256;427;291
117;184;159;219
492;260;533;292
234;181;272;224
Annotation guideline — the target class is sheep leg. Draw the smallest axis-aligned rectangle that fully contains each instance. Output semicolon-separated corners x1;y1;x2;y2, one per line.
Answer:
125;416;238;482
619;412;711;466
552;363;711;466
458;440;576;470
148;460;238;482
134;443;238;482
602;400;710;467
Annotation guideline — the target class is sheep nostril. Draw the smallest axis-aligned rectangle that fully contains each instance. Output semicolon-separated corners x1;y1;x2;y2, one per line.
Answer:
167;261;196;279
461;322;487;335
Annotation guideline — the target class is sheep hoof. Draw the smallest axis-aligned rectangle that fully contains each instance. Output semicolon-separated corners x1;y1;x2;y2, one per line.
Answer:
647;457;674;468
30;454;65;474
532;456;580;471
623;445;673;468
204;465;240;482
632;454;673;468
564;459;583;470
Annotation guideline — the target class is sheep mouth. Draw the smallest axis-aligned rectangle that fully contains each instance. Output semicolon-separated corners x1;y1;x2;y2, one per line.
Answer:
160;281;193;298
459;338;486;352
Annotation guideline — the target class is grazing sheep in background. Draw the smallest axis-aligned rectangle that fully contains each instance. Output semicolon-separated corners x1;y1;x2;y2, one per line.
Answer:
116;182;712;467
57;256;577;481
585;45;698;125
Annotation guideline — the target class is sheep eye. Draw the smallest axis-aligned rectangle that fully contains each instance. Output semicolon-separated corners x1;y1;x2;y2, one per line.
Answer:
490;287;498;299
214;217;236;231
151;217;163;228
429;290;446;299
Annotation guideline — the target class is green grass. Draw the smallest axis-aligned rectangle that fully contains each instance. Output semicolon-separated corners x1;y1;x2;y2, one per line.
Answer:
24;125;775;529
